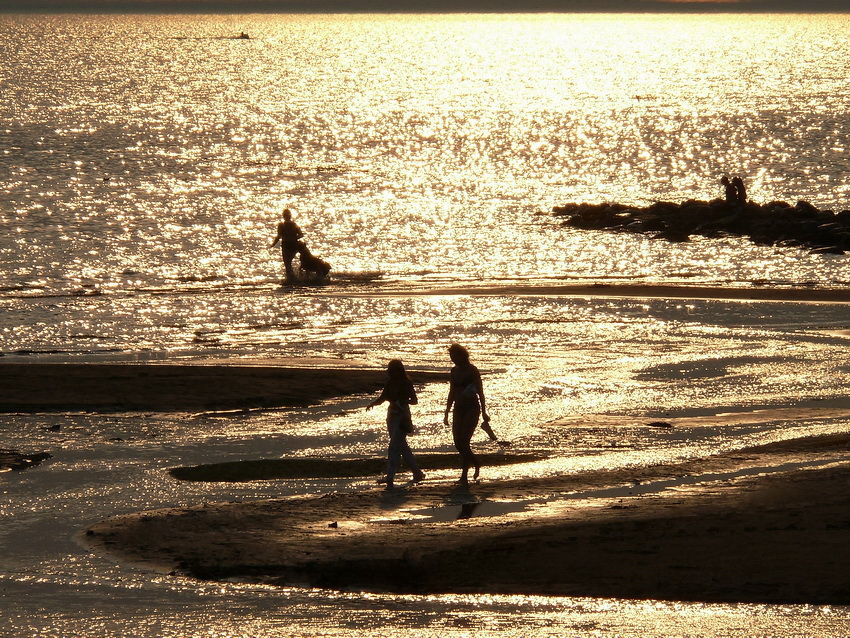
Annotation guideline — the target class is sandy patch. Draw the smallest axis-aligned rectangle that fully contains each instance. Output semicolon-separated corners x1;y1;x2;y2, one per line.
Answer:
0;361;448;413
169;452;544;482
82;432;850;604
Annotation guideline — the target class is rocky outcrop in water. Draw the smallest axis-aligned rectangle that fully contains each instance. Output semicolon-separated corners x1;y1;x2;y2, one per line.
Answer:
551;199;850;254
0;449;51;472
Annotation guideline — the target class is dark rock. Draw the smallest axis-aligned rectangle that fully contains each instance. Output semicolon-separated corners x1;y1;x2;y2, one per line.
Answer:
749;235;775;247
552;204;579;216
550;197;850;254
810;246;845;255
654;230;690;243
765;200;792;211
639;216;666;232
795;200;820;217
0;449;52;472
648;201;680;216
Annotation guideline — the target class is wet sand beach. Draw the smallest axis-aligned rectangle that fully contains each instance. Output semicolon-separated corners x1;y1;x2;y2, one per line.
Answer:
82;431;850;605
6;12;850;635
0;360;448;413
7;283;850;606
8;282;849;414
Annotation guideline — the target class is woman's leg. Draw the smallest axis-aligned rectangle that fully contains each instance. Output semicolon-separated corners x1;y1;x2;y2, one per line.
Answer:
397;433;424;481
282;246;297;281
386;428;404;487
452;406;480;483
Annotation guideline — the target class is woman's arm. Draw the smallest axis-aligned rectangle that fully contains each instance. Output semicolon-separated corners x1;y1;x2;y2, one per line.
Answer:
366;388;388;410
473;367;487;417
443;386;455;425
473;366;497;440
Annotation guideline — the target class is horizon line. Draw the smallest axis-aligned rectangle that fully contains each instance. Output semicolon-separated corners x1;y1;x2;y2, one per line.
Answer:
2;0;850;16
2;7;849;14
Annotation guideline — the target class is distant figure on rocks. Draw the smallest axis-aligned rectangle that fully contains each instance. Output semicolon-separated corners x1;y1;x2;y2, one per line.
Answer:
732;176;747;206
721;175;737;205
367;359;425;491
269;209;305;283
444;343;499;484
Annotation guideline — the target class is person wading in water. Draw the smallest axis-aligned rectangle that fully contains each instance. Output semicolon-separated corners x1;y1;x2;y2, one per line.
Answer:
270;208;305;283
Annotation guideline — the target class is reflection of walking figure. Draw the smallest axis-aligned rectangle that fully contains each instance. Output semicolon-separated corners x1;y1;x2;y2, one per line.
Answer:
269;209;304;283
444;343;498;485
367;359;425;491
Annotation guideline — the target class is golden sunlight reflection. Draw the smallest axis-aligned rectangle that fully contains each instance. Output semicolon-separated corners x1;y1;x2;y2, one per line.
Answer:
4;12;850;638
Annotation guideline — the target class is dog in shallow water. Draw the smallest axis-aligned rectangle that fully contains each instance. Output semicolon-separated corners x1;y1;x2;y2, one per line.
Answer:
297;245;331;279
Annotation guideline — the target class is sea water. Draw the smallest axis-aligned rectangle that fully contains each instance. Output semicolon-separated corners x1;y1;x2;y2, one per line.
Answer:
2;12;850;636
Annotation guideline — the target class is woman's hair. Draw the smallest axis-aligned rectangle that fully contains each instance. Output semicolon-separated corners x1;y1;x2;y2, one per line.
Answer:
448;343;470;364
387;358;408;380
385;359;412;401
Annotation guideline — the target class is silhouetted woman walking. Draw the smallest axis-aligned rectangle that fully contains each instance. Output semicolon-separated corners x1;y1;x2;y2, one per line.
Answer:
367;359;425;490
444;343;497;484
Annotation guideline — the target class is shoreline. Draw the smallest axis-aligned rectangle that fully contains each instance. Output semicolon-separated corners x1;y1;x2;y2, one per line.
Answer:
82;431;850;604
6;281;848;414
355;282;850;303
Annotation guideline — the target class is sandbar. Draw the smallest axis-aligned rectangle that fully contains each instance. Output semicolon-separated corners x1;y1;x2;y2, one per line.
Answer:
0;360;448;413
82;431;850;604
